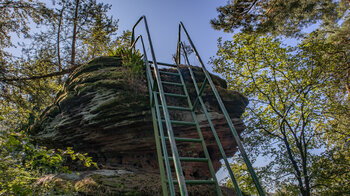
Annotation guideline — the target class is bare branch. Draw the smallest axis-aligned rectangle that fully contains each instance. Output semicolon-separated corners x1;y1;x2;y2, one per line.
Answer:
0;66;76;83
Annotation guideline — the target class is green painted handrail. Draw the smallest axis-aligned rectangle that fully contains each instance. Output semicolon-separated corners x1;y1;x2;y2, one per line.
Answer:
176;22;266;196
131;16;265;196
130;35;169;196
173;57;223;196
131;16;188;196
179;42;243;196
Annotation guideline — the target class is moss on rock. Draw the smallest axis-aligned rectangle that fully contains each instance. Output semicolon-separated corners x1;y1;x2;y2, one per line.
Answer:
32;56;247;195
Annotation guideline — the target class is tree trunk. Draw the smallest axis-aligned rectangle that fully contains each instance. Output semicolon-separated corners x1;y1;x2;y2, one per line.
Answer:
281;126;306;195
70;0;80;67
57;5;65;84
300;118;311;196
300;143;310;196
346;67;350;100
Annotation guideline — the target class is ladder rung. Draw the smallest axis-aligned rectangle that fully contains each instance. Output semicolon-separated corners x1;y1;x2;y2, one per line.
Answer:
164;92;187;98
159;105;191;111
164;137;202;142
162;81;183;86
161;120;196;126
159;71;180;76
149;61;177;67
167;157;208;162
171;180;216;185
156;92;187;98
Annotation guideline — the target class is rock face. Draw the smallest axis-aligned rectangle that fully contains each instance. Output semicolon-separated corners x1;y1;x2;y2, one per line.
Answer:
32;56;248;195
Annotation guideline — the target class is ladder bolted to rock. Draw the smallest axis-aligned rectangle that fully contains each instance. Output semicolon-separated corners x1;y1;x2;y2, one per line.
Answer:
130;15;265;196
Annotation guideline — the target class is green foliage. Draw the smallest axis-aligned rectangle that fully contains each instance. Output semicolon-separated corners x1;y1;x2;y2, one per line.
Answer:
0;130;97;195
0;0;122;130
0;58;61;131
210;32;350;195
211;0;349;37
109;47;145;77
212;1;349;195
225;155;259;195
0;2;116;194
77;0;119;60
113;30;132;49
0;0;52;50
312;146;350;195
25;0;119;69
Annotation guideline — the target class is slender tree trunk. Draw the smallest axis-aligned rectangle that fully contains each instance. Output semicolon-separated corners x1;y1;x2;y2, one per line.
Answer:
57;5;65;84
70;0;79;67
299;138;310;196
346;67;350;100
300;111;311;196
281;125;306;195
303;160;311;196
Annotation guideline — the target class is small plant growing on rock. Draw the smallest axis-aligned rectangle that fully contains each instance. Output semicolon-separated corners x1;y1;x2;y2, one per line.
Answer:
109;47;145;77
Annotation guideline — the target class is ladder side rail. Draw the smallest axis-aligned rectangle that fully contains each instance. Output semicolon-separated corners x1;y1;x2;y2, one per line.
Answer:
173;57;223;196
130;35;170;195
130;34;141;49
131;15;188;195
131;16;145;45
153;90;177;195
151;107;169;196
191;78;207;111
179;43;243;196
131;35;155;98
141;37;176;194
151;93;169;196
142;16;188;196
178;22;265;196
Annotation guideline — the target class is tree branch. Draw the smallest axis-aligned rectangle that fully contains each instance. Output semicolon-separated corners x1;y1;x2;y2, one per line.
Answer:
0;67;75;82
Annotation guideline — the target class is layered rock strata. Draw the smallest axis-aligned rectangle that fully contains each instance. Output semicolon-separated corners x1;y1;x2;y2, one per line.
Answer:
32;56;248;195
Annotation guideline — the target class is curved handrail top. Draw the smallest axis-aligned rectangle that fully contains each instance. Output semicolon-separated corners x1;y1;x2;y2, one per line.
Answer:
178;21;209;72
131;15;146;44
131;35;142;49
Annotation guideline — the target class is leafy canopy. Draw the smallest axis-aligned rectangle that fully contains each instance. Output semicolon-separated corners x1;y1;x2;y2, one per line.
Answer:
210;32;350;195
210;0;349;37
211;1;350;194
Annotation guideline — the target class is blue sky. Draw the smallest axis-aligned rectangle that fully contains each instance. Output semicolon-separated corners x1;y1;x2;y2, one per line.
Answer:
103;0;233;71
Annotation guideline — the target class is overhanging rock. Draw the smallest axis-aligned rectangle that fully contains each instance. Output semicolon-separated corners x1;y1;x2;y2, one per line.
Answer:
31;56;248;195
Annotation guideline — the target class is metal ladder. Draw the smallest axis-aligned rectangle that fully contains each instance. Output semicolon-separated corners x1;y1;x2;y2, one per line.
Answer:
130;16;265;196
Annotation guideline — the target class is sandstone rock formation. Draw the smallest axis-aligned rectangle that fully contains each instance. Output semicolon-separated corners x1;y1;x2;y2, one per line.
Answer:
31;56;248;195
